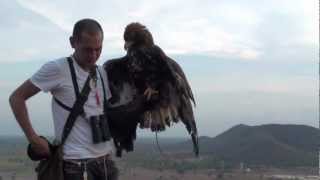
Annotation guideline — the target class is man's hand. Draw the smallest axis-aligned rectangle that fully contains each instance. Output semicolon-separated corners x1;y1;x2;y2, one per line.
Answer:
29;135;51;158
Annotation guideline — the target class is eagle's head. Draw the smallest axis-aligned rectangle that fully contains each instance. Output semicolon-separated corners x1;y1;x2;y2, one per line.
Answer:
124;22;154;51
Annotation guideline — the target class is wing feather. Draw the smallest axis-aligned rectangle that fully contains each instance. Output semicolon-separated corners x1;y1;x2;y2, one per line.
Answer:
104;46;199;157
104;57;144;157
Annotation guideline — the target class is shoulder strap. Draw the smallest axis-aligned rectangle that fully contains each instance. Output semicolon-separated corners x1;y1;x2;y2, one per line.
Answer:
67;57;80;98
97;68;108;107
54;57;81;111
97;68;112;138
60;68;93;145
54;97;72;111
60;74;91;145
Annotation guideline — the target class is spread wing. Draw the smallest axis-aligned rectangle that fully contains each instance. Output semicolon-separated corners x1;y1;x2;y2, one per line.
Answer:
166;57;198;156
104;47;199;157
137;46;199;156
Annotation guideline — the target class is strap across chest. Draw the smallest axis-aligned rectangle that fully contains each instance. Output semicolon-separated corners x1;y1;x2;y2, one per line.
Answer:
54;57;108;112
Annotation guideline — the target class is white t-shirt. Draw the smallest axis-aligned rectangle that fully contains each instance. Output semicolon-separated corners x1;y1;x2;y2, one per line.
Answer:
30;56;114;159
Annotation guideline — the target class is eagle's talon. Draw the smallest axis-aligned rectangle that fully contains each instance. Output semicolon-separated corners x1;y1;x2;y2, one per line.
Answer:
143;87;159;100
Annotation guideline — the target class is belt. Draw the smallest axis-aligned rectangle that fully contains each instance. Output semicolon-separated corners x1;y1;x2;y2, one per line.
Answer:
64;154;110;166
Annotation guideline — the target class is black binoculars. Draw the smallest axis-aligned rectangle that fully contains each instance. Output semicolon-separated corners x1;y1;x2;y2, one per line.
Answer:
89;114;111;144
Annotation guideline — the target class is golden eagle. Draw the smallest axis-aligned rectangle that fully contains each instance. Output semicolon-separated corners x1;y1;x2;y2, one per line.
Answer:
104;22;198;157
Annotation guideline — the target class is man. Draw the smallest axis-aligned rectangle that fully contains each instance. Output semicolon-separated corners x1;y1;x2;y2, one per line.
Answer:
9;19;118;180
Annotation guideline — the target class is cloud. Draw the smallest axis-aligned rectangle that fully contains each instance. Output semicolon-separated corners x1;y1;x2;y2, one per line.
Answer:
0;80;17;88
0;1;70;63
191;72;317;95
0;0;314;63
12;0;264;60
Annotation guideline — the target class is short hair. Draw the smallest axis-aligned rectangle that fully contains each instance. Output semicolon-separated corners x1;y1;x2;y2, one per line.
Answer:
72;18;103;40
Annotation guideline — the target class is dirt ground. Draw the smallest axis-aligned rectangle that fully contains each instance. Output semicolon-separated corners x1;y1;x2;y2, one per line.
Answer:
0;166;318;180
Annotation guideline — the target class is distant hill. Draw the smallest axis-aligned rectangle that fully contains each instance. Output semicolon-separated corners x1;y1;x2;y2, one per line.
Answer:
0;136;28;155
0;124;318;168
170;124;320;167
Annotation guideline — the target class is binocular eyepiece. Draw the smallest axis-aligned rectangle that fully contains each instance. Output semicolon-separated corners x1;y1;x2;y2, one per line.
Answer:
90;115;111;144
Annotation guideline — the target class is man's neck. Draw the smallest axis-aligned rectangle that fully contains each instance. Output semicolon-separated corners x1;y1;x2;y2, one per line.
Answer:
72;55;92;72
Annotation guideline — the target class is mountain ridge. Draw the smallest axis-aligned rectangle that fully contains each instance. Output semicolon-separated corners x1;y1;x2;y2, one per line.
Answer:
170;123;319;167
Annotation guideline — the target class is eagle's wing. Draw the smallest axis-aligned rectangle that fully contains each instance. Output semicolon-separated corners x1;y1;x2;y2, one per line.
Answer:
104;57;145;157
134;45;199;156
104;47;199;157
104;57;134;105
166;57;199;156
167;57;195;106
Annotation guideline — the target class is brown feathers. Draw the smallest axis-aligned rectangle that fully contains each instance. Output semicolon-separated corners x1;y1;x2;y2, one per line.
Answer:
124;22;154;49
105;22;199;157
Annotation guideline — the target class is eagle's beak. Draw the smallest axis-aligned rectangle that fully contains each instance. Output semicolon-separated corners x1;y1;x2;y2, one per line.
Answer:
124;41;133;51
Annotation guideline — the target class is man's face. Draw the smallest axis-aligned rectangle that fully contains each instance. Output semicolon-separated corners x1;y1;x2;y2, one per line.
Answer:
71;31;103;70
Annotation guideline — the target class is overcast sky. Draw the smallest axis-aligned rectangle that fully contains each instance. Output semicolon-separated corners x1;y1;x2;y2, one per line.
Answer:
0;0;318;138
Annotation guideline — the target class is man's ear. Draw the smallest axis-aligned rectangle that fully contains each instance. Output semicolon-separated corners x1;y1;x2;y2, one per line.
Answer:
69;36;75;48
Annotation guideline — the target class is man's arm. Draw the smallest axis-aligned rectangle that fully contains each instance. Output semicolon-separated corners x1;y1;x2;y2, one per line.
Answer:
9;80;50;156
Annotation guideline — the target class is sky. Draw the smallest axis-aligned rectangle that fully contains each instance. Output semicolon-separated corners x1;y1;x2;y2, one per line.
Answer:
0;0;318;138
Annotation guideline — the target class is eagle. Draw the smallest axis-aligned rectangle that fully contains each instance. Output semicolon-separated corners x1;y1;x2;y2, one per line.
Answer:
104;22;198;157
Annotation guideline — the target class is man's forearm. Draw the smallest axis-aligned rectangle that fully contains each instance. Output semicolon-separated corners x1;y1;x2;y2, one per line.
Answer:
9;94;38;142
9;80;41;143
